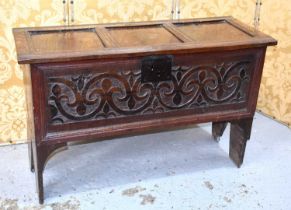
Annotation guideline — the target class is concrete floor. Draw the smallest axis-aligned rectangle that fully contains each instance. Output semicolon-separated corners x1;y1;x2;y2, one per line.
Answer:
0;112;290;210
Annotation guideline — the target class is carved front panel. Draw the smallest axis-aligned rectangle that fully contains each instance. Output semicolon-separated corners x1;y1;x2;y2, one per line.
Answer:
47;60;252;125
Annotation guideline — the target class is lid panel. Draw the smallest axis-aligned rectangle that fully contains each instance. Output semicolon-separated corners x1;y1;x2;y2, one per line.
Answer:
13;16;277;64
29;28;104;53
107;24;183;47
174;20;252;42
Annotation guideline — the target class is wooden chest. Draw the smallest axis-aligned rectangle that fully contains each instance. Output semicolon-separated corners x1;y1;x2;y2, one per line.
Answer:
13;16;277;203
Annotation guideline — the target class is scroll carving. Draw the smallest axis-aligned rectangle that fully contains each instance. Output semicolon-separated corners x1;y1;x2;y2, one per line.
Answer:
48;61;251;124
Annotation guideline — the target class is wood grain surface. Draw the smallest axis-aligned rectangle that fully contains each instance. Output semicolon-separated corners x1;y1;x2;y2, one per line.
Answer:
13;16;277;204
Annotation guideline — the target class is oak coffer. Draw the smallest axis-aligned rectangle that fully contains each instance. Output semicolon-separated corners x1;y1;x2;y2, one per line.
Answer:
13;16;277;203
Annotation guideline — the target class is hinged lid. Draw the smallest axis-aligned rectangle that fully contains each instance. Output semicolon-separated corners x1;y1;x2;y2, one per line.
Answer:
13;16;277;64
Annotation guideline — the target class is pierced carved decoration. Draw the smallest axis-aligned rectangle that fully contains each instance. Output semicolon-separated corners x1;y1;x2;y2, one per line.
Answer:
48;61;251;124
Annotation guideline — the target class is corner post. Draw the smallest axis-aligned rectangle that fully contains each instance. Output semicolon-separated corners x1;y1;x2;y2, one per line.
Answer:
229;117;253;167
212;122;228;142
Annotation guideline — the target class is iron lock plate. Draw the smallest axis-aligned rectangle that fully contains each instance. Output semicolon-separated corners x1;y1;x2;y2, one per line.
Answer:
141;55;173;83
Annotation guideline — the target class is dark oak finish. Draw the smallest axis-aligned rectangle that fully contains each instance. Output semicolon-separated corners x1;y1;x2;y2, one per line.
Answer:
230;117;253;167
212;122;228;142
13;16;277;204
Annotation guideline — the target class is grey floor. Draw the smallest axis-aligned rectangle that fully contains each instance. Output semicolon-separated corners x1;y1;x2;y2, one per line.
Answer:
0;112;290;210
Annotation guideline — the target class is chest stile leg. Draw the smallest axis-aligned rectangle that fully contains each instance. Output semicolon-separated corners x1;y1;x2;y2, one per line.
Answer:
229;117;253;168
212;122;228;142
33;142;68;204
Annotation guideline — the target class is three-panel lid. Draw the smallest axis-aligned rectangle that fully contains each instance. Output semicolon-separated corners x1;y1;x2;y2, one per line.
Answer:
13;16;277;64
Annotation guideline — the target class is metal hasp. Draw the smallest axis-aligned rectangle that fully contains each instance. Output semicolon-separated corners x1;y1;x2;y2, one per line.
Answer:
141;55;173;83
